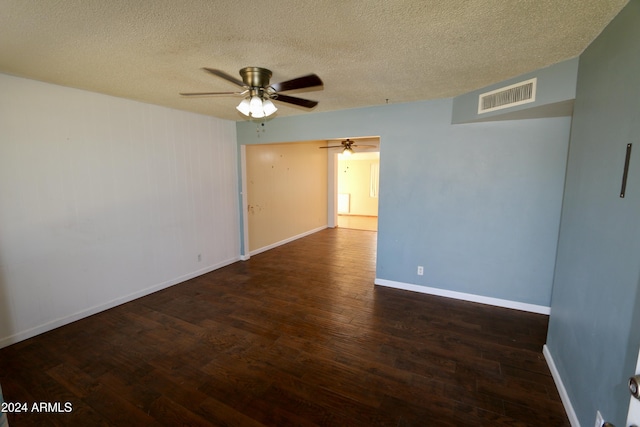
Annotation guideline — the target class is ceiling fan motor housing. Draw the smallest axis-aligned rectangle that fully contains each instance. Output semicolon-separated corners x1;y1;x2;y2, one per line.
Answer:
240;67;272;88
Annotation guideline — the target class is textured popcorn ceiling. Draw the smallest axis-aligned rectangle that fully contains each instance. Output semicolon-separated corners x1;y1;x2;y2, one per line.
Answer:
0;0;628;121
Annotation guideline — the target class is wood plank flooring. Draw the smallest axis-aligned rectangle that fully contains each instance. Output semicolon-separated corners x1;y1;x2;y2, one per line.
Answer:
337;215;378;231
0;228;569;426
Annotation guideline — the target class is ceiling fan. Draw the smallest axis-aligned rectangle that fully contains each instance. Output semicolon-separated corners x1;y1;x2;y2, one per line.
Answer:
319;139;377;157
180;67;323;118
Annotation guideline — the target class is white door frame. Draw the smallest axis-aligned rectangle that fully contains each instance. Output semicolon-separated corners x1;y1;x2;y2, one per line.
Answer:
240;144;250;260
327;150;338;228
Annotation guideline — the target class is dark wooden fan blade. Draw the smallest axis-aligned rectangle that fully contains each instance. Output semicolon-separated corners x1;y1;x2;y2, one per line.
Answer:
273;94;318;108
271;74;323;92
202;68;246;87
318;146;342;149
180;91;244;97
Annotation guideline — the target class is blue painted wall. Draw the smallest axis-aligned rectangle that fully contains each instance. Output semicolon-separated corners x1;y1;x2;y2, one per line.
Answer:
546;1;640;425
237;97;570;307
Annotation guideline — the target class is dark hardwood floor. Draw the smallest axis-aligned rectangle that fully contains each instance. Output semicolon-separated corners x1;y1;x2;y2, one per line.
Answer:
0;228;569;426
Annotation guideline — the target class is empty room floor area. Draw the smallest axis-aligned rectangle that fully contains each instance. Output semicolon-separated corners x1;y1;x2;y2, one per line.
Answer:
0;228;568;426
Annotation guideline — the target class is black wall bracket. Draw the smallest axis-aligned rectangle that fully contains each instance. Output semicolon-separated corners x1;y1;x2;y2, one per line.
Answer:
620;143;632;198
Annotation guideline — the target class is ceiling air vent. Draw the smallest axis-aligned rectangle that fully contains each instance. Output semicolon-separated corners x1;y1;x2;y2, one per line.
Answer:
478;78;537;114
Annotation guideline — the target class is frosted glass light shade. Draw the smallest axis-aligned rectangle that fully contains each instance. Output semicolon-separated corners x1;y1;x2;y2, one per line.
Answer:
249;96;264;118
236;98;251;116
343;147;353;157
262;99;277;116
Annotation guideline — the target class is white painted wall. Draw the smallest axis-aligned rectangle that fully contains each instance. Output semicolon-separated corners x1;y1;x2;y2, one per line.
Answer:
0;73;240;347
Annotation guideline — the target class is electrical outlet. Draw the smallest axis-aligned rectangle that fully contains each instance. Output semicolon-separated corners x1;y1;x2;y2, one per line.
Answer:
417;266;424;276
594;410;604;427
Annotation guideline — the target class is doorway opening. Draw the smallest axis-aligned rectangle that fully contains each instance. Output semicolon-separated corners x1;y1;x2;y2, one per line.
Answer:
240;136;380;259
329;137;380;232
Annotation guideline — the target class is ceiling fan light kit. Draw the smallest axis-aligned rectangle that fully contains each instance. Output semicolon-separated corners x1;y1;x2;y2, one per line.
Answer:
181;66;322;119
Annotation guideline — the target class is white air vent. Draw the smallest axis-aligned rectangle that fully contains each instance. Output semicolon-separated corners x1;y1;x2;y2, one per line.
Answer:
478;78;537;114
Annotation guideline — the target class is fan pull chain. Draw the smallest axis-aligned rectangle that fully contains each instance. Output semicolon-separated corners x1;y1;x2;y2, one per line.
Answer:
255;120;267;137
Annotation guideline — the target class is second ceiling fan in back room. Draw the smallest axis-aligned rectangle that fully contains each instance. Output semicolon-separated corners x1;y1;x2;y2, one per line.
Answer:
180;67;323;119
319;139;377;157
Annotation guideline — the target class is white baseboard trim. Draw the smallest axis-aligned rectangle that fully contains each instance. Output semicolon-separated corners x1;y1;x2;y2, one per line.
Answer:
249;225;328;257
374;278;551;315
543;344;580;427
0;256;241;349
